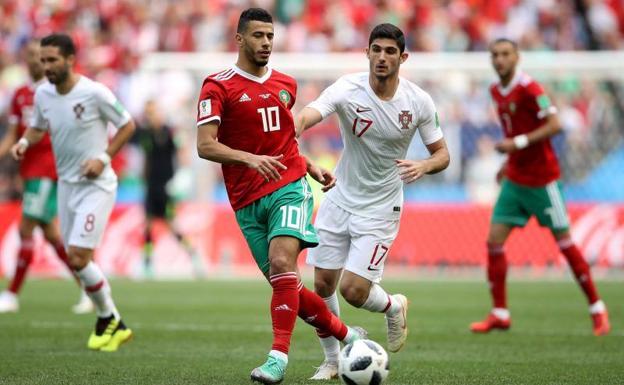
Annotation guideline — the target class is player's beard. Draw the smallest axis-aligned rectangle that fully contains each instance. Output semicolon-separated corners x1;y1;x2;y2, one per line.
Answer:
497;66;513;81
244;45;269;67
374;67;398;82
46;65;70;85
28;65;44;81
374;73;390;81
252;56;269;67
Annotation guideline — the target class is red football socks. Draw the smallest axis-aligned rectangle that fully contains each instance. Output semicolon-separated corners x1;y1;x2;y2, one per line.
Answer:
487;242;508;309
53;242;71;268
559;238;600;304
269;272;299;354
297;283;348;340
8;238;35;294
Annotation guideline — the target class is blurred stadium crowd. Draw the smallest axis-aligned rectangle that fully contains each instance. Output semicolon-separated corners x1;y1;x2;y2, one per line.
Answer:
2;0;623;55
0;0;623;205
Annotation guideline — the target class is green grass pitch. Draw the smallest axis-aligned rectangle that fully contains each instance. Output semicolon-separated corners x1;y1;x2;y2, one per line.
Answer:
0;279;622;384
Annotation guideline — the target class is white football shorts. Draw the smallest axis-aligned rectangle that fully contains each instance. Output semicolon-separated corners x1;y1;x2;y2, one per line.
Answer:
307;198;400;283
58;180;116;249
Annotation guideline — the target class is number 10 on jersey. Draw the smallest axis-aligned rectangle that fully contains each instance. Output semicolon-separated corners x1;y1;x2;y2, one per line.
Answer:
257;107;281;132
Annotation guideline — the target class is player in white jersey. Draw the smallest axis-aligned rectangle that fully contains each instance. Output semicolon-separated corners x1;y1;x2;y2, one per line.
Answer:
296;24;450;379
11;34;135;352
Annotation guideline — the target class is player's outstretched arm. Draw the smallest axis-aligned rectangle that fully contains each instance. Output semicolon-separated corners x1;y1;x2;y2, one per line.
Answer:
302;155;336;192
495;114;561;154
82;119;136;179
10;127;46;161
294;107;323;138
106;119;136;158
197;122;286;182
396;138;450;184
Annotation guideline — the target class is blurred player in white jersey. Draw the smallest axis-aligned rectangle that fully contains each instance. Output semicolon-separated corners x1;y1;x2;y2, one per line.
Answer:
0;39;92;315
296;24;450;379
11;34;135;352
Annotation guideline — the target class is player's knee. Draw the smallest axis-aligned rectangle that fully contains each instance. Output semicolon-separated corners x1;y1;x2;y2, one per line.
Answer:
18;219;37;239
67;249;89;270
268;237;300;274
41;225;60;245
488;224;511;244
487;242;505;259
339;284;368;307
314;274;337;298
67;254;87;270
18;228;33;241
269;253;296;275
487;232;505;245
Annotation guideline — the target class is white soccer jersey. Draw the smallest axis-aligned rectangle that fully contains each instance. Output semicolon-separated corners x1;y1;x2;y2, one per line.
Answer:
30;76;131;191
307;72;443;220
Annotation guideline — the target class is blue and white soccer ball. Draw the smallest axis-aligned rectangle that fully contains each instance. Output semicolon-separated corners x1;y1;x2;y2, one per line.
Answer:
338;339;389;385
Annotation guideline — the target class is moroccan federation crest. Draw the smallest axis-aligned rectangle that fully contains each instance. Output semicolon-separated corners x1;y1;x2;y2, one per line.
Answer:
398;110;412;129
278;89;291;107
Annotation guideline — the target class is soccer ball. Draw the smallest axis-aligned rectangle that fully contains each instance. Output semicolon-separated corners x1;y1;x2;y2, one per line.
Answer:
338;339;389;385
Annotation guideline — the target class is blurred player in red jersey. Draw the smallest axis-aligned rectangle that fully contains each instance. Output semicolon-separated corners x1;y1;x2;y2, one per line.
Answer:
196;8;366;384
470;39;610;336
0;39;92;314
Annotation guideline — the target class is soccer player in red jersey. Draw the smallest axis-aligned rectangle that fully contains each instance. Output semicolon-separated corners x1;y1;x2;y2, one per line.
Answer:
470;38;610;336
0;39;91;314
196;8;367;384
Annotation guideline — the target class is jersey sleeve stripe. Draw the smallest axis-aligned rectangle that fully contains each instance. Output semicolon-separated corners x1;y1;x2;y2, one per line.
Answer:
197;116;221;127
211;68;233;79
115;111;132;128
213;69;235;81
217;72;235;81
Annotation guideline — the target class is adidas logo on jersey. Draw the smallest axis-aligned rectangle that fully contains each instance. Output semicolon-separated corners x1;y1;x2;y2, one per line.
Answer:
239;93;251;102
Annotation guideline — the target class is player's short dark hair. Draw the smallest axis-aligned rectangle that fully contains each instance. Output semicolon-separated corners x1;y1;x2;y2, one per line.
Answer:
490;38;518;51
237;8;273;33
369;23;405;53
41;33;76;57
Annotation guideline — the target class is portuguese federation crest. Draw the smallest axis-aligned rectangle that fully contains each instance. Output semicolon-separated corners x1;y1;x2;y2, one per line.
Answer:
398;110;412;129
73;103;85;119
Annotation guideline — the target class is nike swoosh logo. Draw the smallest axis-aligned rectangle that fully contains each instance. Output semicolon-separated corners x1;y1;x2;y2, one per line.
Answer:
356;107;372;113
367;266;382;271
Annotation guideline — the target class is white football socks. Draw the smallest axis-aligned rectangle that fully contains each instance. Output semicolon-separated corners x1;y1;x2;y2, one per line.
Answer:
361;284;401;315
318;292;341;363
492;307;510;320
76;262;118;319
589;300;606;314
269;349;288;364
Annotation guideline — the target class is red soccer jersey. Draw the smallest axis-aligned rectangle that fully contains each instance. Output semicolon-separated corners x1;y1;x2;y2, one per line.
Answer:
490;72;560;186
196;66;307;210
9;83;57;180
